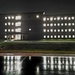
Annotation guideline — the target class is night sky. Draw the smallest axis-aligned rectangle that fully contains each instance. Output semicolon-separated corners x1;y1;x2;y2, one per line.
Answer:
0;0;75;14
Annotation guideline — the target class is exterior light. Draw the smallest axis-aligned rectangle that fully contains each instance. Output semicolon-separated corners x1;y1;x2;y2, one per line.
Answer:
43;17;46;21
29;28;31;31
15;15;21;20
36;15;39;18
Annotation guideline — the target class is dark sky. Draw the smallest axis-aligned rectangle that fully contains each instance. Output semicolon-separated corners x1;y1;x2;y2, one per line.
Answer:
0;0;75;14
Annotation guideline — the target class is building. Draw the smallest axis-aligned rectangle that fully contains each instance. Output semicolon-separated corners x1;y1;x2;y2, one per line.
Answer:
0;12;75;41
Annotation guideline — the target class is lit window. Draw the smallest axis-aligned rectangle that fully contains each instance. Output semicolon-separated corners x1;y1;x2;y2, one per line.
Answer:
43;29;46;32
47;18;49;20
12;16;14;19
36;15;39;18
57;17;60;20
54;23;56;26
54;35;56;38
58;29;60;32
8;22;11;25
43;12;45;15
8;16;11;19
68;29;71;32
51;35;53;38
68;17;71;20
58;35;60;38
61;17;63;20
61;23;63;26
72;23;74;26
5;17;7;19
43;23;46;27
65;29;67;32
47;35;49;38
54;18;56;20
12;35;14;38
5;29;7;32
57;23;60;26
65;23;67;26
15;15;21;20
15;22;21;26
12;22;14;25
72;35;75;38
68;23;71;26
54;29;56;32
29;28;31;31
61;29;64;32
69;35;71;38
5;23;7;26
8;29;10;32
11;29;14;32
5;35;7;38
44;35;46;38
72;17;74;20
15;28;21;32
50;17;53;21
47;29;49;32
61;35;64;38
50;29;53;32
65;35;67;38
72;29;75;32
47;24;49;26
50;23;53;26
43;17;46;21
64;17;67;20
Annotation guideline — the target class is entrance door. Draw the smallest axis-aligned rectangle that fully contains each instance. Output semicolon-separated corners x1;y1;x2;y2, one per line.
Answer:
15;34;21;40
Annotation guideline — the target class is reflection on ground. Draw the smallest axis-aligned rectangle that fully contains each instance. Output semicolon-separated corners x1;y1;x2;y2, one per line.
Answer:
0;56;75;75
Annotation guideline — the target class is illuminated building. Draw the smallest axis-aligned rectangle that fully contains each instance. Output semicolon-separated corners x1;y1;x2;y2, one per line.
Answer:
0;12;75;40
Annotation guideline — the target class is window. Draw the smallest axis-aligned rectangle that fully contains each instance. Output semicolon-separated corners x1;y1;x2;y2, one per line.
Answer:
72;29;75;32
65;29;67;32
5;17;7;19
65;23;67;26
5;29;7;32
68;29;71;32
54;35;56;38
58;29;60;32
12;22;14;25
8;22;11;25
54;18;56;20
50;23;53;26
5;35;7;38
64;17;67;20
50;17;53;21
15;15;21;20
5;23;7;26
61;17;63;20
68;23;71;26
47;29;49;32
57;23;60;26
15;28;21;32
58;35;60;38
57;17;60;20
61;23;63;26
54;29;56;32
44;35;46;38
61;35;64;38
51;35;53;38
43;29;46;32
47;35;49;38
11;29;14;32
50;29;53;32
43;23;46;27
72;17;74;20
47;24;49;26
54;23;56;26
8;29;10;32
43;17;46;21
69;35;71;38
73;35;75;38
12;35;14;38
68;17;71;20
47;18;49;20
15;22;21;26
8;16;11;19
72;23;74;26
61;29;64;32
12;16;14;19
65;35;67;38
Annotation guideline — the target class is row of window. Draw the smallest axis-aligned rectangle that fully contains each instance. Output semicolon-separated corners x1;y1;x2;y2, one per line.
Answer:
43;23;75;27
44;35;75;38
43;29;75;32
43;16;75;21
5;28;21;32
5;15;21;20
5;22;21;26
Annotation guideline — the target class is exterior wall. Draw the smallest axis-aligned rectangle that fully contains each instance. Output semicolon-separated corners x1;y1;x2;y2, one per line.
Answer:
43;15;75;39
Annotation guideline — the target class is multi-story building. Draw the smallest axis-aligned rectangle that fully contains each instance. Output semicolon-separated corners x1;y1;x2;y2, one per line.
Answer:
0;12;75;41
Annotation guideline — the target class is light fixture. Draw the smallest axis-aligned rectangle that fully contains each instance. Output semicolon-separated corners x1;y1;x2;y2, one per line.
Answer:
36;15;39;18
15;15;21;20
29;28;31;31
5;17;7;19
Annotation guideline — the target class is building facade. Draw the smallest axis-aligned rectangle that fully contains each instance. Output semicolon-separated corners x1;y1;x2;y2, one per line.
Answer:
0;12;75;40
